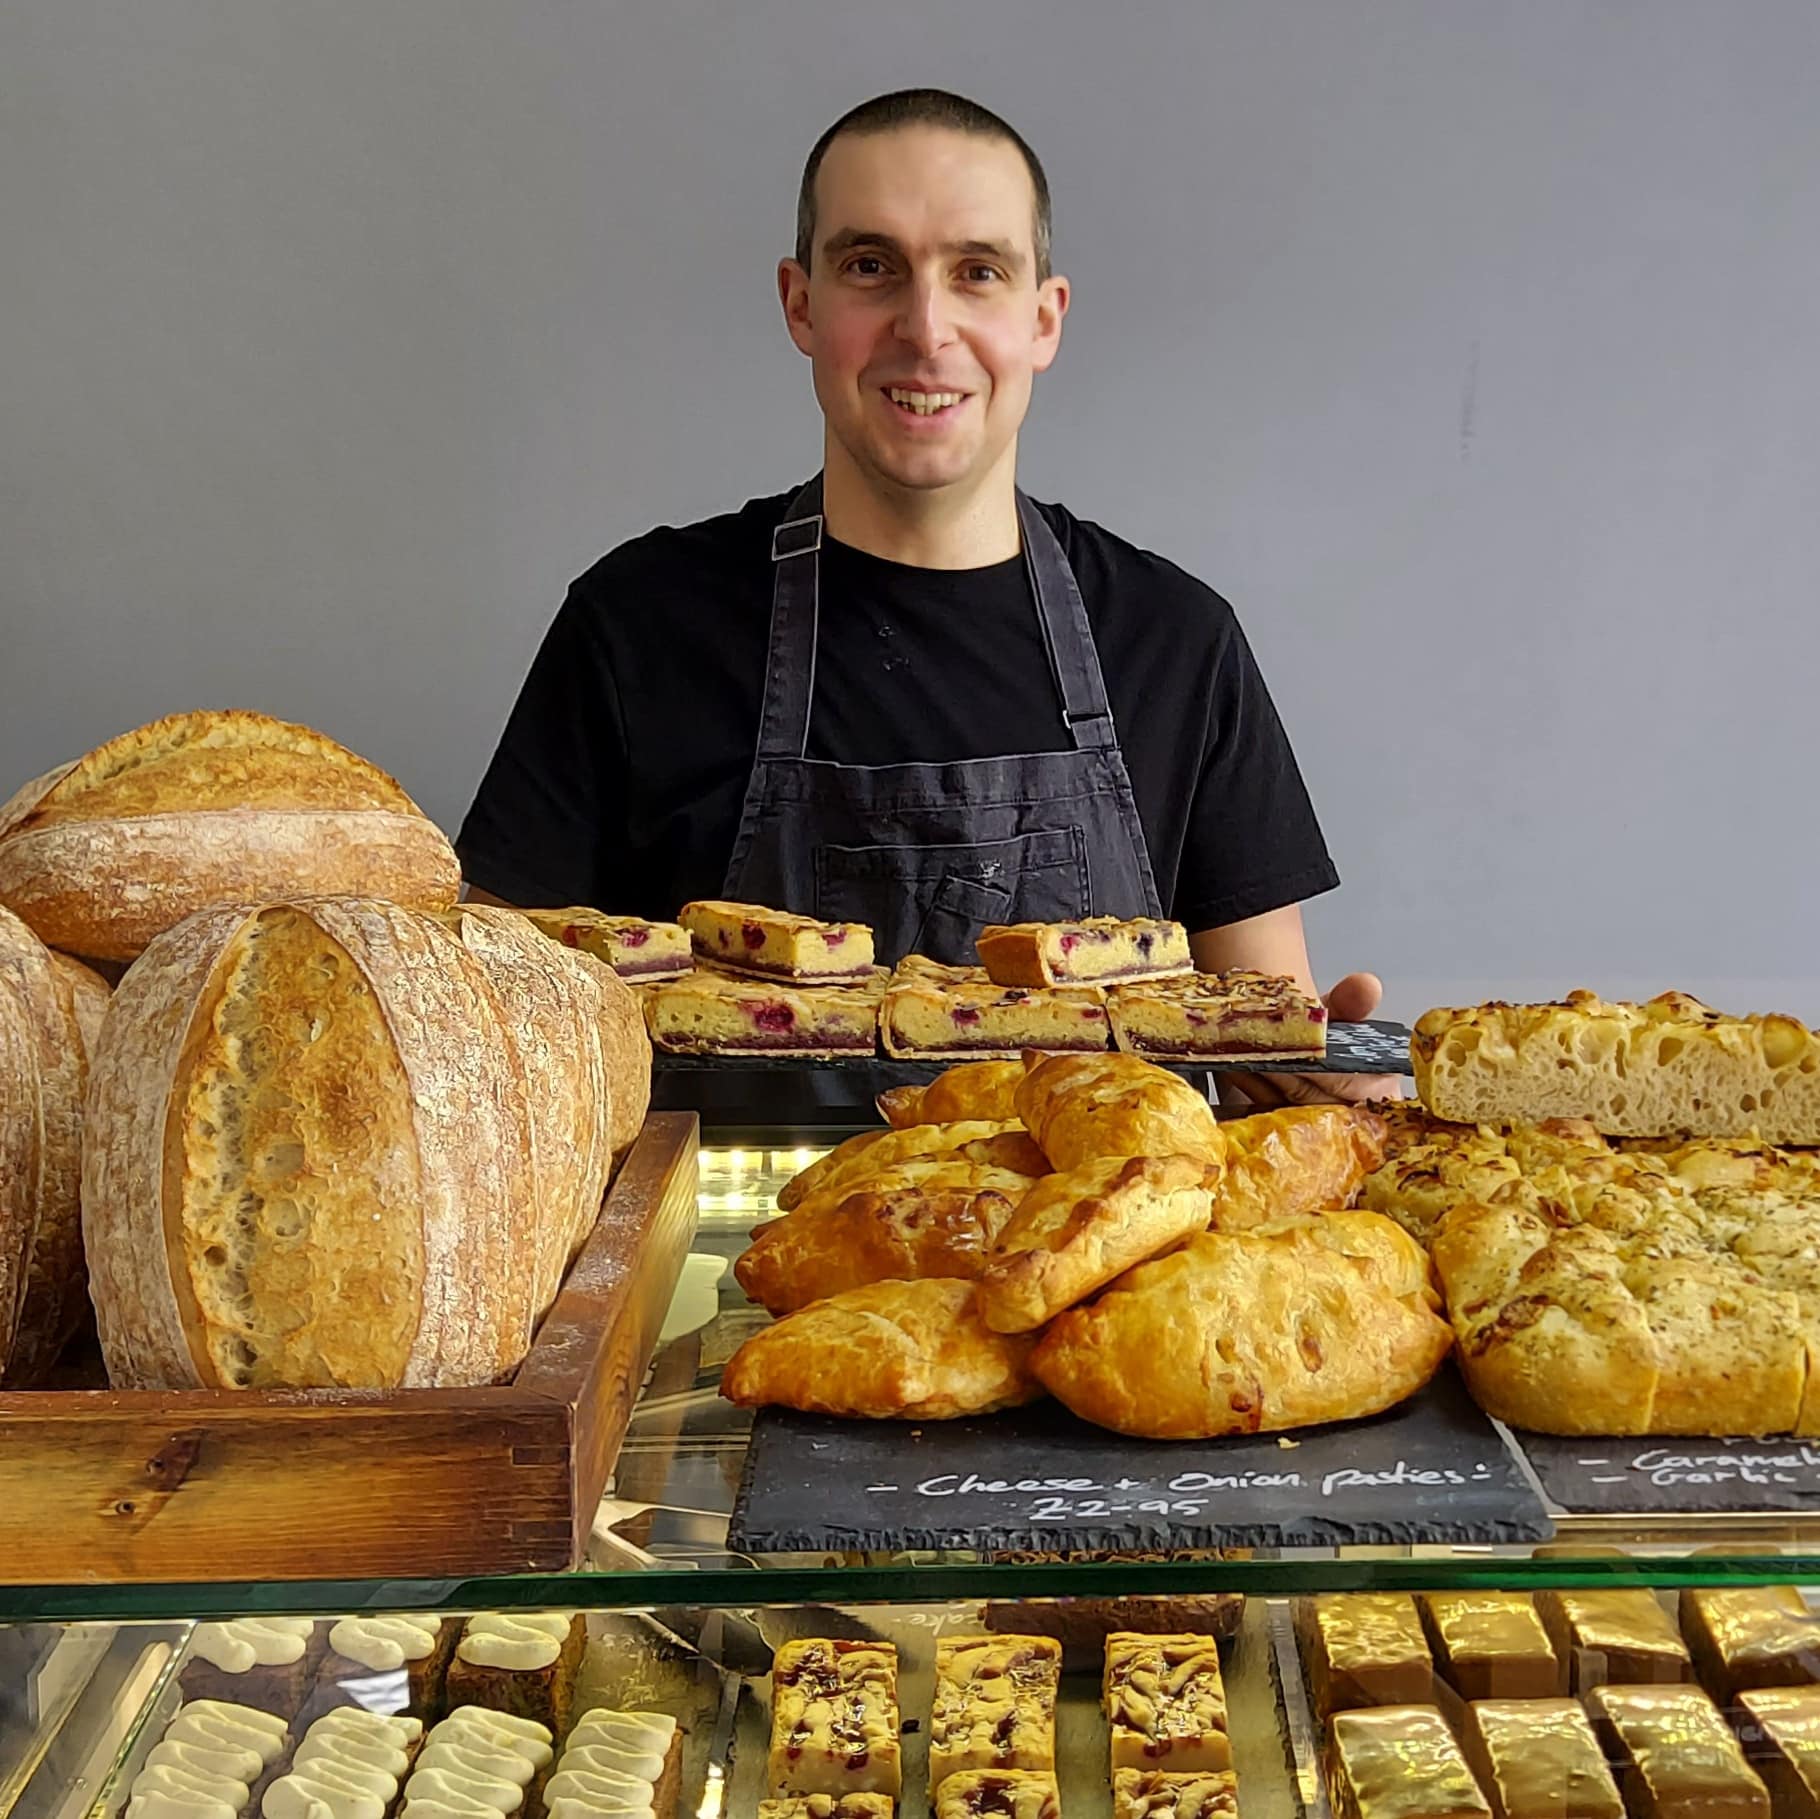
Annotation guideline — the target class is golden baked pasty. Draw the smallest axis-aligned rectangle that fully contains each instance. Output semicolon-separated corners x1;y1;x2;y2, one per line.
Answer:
777;1120;1035;1211
976;1154;1222;1334
1015;1052;1225;1172
877;1058;1028;1128
721;1279;1044;1420
1212;1105;1388;1229
734;1181;1023;1314
1031;1216;1452;1438
785;1161;1044;1227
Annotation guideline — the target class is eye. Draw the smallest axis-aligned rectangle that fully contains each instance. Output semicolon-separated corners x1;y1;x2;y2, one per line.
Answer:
964;264;1004;284
844;255;889;278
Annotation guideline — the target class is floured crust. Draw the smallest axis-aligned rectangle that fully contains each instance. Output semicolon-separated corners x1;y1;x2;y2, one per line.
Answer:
881;961;1110;1058
1413;990;1820;1143
977;1154;1223;1334
1015;1052;1225;1171
0;982;39;1367
977;917;1192;988
680;899;874;981
1109;971;1328;1059
721;1277;1044;1420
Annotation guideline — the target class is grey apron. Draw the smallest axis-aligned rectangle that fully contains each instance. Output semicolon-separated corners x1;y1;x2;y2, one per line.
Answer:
722;475;1164;966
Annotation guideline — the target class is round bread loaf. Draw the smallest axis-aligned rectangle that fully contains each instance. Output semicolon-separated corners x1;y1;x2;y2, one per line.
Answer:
0;709;459;961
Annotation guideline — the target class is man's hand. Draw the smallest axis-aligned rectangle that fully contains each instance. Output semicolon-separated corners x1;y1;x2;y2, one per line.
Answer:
1220;970;1404;1109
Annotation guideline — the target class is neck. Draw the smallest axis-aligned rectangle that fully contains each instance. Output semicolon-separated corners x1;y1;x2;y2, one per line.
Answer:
820;438;1022;568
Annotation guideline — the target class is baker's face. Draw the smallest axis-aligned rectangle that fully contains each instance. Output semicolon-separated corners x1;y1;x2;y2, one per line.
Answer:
780;125;1068;497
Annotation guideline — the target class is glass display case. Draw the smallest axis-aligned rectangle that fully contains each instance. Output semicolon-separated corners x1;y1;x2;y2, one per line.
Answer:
6;1136;1820;1819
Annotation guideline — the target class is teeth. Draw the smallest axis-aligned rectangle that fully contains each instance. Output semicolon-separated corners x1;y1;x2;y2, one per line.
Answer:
888;389;964;414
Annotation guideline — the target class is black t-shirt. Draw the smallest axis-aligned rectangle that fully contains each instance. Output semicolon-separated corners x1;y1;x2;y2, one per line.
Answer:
457;488;1339;930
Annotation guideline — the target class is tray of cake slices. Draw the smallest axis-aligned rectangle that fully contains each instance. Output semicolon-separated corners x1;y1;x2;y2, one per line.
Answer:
1279;1579;1820;1819
523;901;1414;1087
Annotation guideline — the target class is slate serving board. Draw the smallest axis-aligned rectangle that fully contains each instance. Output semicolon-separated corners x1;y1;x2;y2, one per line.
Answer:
1514;1432;1820;1516
728;1366;1550;1554
653;1019;1413;1124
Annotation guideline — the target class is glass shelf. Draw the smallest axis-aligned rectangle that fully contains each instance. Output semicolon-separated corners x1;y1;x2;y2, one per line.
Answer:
8;1140;1820;1621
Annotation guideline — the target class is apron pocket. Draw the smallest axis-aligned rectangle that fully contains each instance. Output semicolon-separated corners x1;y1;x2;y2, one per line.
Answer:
815;828;1091;965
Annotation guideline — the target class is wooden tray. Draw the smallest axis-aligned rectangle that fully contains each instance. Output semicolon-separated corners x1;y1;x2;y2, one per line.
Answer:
0;1113;699;1585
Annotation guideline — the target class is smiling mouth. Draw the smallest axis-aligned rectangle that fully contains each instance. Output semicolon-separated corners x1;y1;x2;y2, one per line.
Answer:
883;387;968;417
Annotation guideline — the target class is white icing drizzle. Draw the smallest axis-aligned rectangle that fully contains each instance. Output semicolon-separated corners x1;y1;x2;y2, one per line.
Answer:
454;1613;573;1673
542;1709;676;1819
261;1706;427;1819
126;1792;239;1819
397;1706;555;1819
192;1619;317;1674
135;1748;251;1809
415;1736;539;1788
126;1701;289;1819
328;1615;441;1672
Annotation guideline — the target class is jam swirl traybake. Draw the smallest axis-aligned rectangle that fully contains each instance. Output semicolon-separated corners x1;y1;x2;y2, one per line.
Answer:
679;900;875;982
644;965;888;1055
768;1638;903;1799
977;916;1192;988
1103;1631;1232;1773
929;1634;1063;1786
1108;971;1328;1061
522;907;693;981
881;958;1110;1059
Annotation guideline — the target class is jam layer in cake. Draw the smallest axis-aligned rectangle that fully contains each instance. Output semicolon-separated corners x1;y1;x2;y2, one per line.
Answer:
1109;971;1327;1060
645;966;887;1055
882;960;1108;1059
932;1769;1061;1819
1113;1769;1240;1819
758;1800;896;1819
679;901;874;982
768;1638;902;1798
524;908;693;980
929;1634;1062;1785
978;917;1192;988
1104;1632;1231;1773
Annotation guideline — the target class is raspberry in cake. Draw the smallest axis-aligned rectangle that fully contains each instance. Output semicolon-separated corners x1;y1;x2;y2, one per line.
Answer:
977;917;1192;988
881;960;1109;1059
679;900;875;982
768;1639;902;1798
523;907;692;980
1104;1632;1231;1774
929;1635;1062;1785
1112;1769;1240;1819
1109;971;1328;1061
644;966;887;1055
931;1769;1061;1819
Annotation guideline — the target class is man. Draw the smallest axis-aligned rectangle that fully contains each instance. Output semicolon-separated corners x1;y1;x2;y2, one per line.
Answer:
461;88;1387;1104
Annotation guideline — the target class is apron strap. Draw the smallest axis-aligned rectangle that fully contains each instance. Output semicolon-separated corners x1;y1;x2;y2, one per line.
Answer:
1016;489;1116;753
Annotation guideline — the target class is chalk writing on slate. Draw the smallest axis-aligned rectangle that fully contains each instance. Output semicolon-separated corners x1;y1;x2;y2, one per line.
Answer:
1517;1433;1820;1515
729;1371;1550;1554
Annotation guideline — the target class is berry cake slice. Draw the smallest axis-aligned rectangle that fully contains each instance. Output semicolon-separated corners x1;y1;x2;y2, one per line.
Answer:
523;908;693;981
881;960;1110;1060
679;900;875;982
977;917;1192;988
1109;971;1328;1061
645;965;888;1056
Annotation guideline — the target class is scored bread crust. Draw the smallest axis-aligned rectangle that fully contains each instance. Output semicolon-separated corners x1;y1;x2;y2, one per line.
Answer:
0;982;40;1363
559;944;651;1170
1412;991;1820;1143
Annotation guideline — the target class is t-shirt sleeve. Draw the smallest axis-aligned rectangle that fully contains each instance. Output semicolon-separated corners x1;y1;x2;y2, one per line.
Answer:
455;588;627;907
1171;616;1339;931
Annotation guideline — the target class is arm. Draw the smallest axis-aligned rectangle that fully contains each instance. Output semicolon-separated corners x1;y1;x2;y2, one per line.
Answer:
1189;903;1318;996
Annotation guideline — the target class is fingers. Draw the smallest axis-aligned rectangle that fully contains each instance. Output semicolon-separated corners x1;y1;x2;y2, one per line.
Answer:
1321;972;1384;1022
1218;1071;1292;1111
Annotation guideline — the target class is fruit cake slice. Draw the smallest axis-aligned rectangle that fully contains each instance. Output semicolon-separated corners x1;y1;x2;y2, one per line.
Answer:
1113;1769;1240;1819
523;908;693;980
1109;971;1328;1061
929;1634;1062;1785
977;916;1192;988
768;1638;902;1798
679;900;874;982
1104;1631;1231;1773
881;959;1109;1059
644;965;887;1055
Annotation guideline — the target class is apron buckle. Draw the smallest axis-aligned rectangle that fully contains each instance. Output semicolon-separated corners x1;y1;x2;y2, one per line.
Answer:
771;514;823;561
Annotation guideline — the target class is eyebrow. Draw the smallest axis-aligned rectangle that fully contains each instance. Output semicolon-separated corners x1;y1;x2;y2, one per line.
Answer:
821;228;1027;274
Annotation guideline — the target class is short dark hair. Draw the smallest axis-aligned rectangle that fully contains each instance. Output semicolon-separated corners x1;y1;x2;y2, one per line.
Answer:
795;88;1052;281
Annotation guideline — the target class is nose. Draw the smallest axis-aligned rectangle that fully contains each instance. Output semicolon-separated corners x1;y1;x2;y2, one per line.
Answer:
895;272;957;358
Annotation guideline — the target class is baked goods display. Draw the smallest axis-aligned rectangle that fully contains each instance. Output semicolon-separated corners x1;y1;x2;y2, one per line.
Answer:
178;1618;324;1717
778;1121;1037;1210
645;964;889;1055
1418;1594;1560;1701
443;1612;585;1734
1681;1585;1820;1706
1736;1687;1820;1814
1585;1683;1769;1817
679;899;875;982
546;1707;683;1819
1412;990;1820;1144
317;1614;458;1720
977;916;1192;988
878;1058;1029;1127
929;1634;1062;1784
1210;1104;1386;1230
1534;1588;1691;1693
523;906;693;980
1014;1051;1225;1171
1111;1769;1239;1819
1294;1594;1436;1718
1104;1631;1230;1771
122;1699;290;1819
1108;970;1328;1061
931;1769;1062;1819
722;1278;1044;1420
768;1638;902;1799
397;1704;555;1817
1326;1705;1492;1819
260;1707;424;1819
0;905;109;1386
1460;1698;1622;1819
880;957;1111;1059
759;1800;896;1819
976;1154;1224;1334
0;709;459;962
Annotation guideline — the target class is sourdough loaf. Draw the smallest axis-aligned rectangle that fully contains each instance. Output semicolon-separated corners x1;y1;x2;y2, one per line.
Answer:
0;710;459;961
1412;991;1820;1143
83;898;543;1390
0;908;110;1383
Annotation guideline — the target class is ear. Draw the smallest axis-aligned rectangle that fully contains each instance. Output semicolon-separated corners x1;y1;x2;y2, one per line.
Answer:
1029;272;1069;375
778;259;815;357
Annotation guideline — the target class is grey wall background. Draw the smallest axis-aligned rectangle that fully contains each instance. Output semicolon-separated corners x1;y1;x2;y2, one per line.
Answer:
3;1;1815;1024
